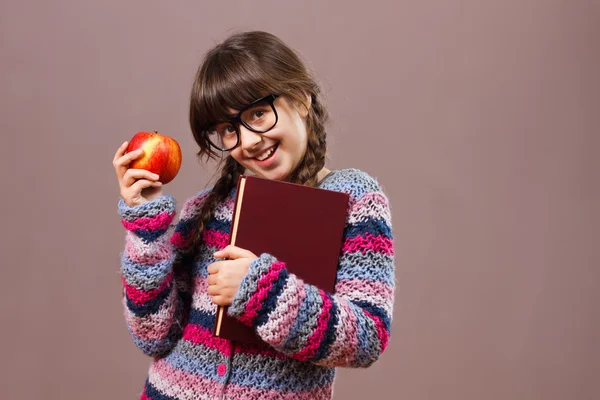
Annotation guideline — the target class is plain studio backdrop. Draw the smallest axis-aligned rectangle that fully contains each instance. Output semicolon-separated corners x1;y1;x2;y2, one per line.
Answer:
1;1;599;399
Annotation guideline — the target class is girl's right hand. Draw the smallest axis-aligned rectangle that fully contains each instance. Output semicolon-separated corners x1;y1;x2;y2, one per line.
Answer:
113;141;163;207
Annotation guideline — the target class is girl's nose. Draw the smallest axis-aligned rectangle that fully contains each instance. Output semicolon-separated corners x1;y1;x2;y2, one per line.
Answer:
239;125;262;152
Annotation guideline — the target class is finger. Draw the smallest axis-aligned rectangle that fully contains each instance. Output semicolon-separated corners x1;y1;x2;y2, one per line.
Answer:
214;245;256;260
211;295;228;306
207;262;220;275
207;274;217;286
123;169;160;188
114;148;144;177
113;141;129;164
127;179;162;196
207;285;219;296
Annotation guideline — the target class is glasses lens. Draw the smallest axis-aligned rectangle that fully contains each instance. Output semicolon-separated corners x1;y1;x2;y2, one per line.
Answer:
206;122;237;150
241;100;276;132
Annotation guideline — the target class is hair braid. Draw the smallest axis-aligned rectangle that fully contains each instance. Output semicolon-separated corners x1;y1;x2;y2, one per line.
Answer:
190;155;244;258
288;91;329;187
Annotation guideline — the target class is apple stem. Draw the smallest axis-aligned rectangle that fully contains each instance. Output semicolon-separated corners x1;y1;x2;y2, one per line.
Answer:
153;130;158;134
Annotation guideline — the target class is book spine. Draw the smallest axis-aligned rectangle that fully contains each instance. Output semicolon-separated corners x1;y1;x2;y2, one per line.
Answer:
213;175;246;337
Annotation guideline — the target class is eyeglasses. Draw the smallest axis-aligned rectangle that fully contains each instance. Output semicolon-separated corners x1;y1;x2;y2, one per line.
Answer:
204;94;280;151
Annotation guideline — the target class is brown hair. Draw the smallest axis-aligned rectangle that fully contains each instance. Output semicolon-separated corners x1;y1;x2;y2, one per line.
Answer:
187;30;329;248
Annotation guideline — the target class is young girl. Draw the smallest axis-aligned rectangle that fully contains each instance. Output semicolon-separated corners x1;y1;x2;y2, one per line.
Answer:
113;30;396;400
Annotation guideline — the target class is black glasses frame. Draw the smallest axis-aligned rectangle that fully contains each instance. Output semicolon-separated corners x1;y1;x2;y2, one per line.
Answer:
204;94;280;151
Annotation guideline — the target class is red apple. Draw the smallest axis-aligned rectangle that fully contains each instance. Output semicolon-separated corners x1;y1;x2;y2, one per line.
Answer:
126;131;182;184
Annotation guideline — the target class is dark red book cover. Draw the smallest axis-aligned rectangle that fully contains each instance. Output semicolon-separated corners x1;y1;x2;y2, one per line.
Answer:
212;174;349;345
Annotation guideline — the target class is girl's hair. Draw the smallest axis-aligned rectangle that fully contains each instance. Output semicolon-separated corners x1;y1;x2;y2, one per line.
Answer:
187;30;329;249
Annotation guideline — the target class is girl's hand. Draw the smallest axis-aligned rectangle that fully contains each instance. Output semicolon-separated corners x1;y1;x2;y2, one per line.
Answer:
113;141;163;207
207;245;258;306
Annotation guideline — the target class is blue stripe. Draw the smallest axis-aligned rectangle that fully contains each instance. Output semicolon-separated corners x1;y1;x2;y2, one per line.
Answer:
121;254;174;291
173;217;197;237
254;268;289;328
125;282;172;317
118;195;176;221
282;284;321;350
350;304;379;366
345;218;392;239
351;300;391;332
205;218;231;234
166;347;221;379
135;228;169;243
144;379;178;400
229;359;334;391
188;308;216;330
336;253;395;287
322;169;381;200
311;295;339;362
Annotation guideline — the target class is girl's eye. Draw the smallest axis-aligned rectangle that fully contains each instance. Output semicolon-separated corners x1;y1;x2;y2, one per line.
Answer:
222;124;236;135
243;105;270;123
209;123;236;137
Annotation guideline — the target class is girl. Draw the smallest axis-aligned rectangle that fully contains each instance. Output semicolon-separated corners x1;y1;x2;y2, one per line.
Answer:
113;30;396;400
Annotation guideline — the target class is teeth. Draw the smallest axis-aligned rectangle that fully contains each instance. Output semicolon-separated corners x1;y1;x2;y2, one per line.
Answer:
256;146;276;161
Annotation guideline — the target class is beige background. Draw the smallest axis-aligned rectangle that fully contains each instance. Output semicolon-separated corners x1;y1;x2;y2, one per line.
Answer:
1;1;599;399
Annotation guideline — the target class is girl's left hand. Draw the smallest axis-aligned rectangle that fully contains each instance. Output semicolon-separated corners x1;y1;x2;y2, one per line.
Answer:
207;245;258;306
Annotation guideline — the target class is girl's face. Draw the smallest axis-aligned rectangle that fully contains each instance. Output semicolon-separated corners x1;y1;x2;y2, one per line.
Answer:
228;95;309;181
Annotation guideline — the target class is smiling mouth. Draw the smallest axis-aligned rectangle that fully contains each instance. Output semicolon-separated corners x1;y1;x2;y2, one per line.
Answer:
254;143;279;161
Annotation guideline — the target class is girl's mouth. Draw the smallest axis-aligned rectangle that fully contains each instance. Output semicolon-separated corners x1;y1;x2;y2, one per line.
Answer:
254;143;279;162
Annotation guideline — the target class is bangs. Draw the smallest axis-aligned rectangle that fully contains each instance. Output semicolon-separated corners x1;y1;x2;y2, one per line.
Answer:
191;50;278;130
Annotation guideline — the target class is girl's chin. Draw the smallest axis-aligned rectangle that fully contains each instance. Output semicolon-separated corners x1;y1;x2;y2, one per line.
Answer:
249;166;290;181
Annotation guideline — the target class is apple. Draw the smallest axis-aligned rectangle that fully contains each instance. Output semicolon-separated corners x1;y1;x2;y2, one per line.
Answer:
126;131;182;184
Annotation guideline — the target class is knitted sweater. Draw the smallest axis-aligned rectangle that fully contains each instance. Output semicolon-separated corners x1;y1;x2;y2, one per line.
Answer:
118;168;396;400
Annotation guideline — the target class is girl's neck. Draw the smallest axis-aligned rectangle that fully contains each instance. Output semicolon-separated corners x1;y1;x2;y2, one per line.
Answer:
242;167;331;183
316;167;331;184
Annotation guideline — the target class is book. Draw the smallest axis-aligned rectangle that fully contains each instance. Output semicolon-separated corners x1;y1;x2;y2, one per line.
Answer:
212;174;350;346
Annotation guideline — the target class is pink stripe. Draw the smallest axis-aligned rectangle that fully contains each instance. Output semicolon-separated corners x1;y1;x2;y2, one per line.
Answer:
179;192;210;220
214;196;235;217
182;324;232;356
293;290;333;361
191;279;216;312
348;192;391;224
194;276;208;289
223;196;235;210
121;211;175;232
125;291;175;340
125;238;170;265
151;358;221;393
342;234;394;255
225;381;332;400
365;310;389;352
170;230;192;249
140;387;150;400
239;262;285;326
123;273;173;305
233;341;288;359
335;278;394;302
202;229;229;249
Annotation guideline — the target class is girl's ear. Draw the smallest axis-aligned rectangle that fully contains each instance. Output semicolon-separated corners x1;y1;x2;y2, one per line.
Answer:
297;92;312;118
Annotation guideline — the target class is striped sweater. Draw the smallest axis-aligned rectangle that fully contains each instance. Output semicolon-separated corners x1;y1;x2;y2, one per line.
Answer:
118;168;396;400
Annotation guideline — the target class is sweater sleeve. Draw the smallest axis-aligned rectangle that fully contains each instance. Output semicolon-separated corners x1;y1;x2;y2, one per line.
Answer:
227;176;395;368
118;192;208;357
